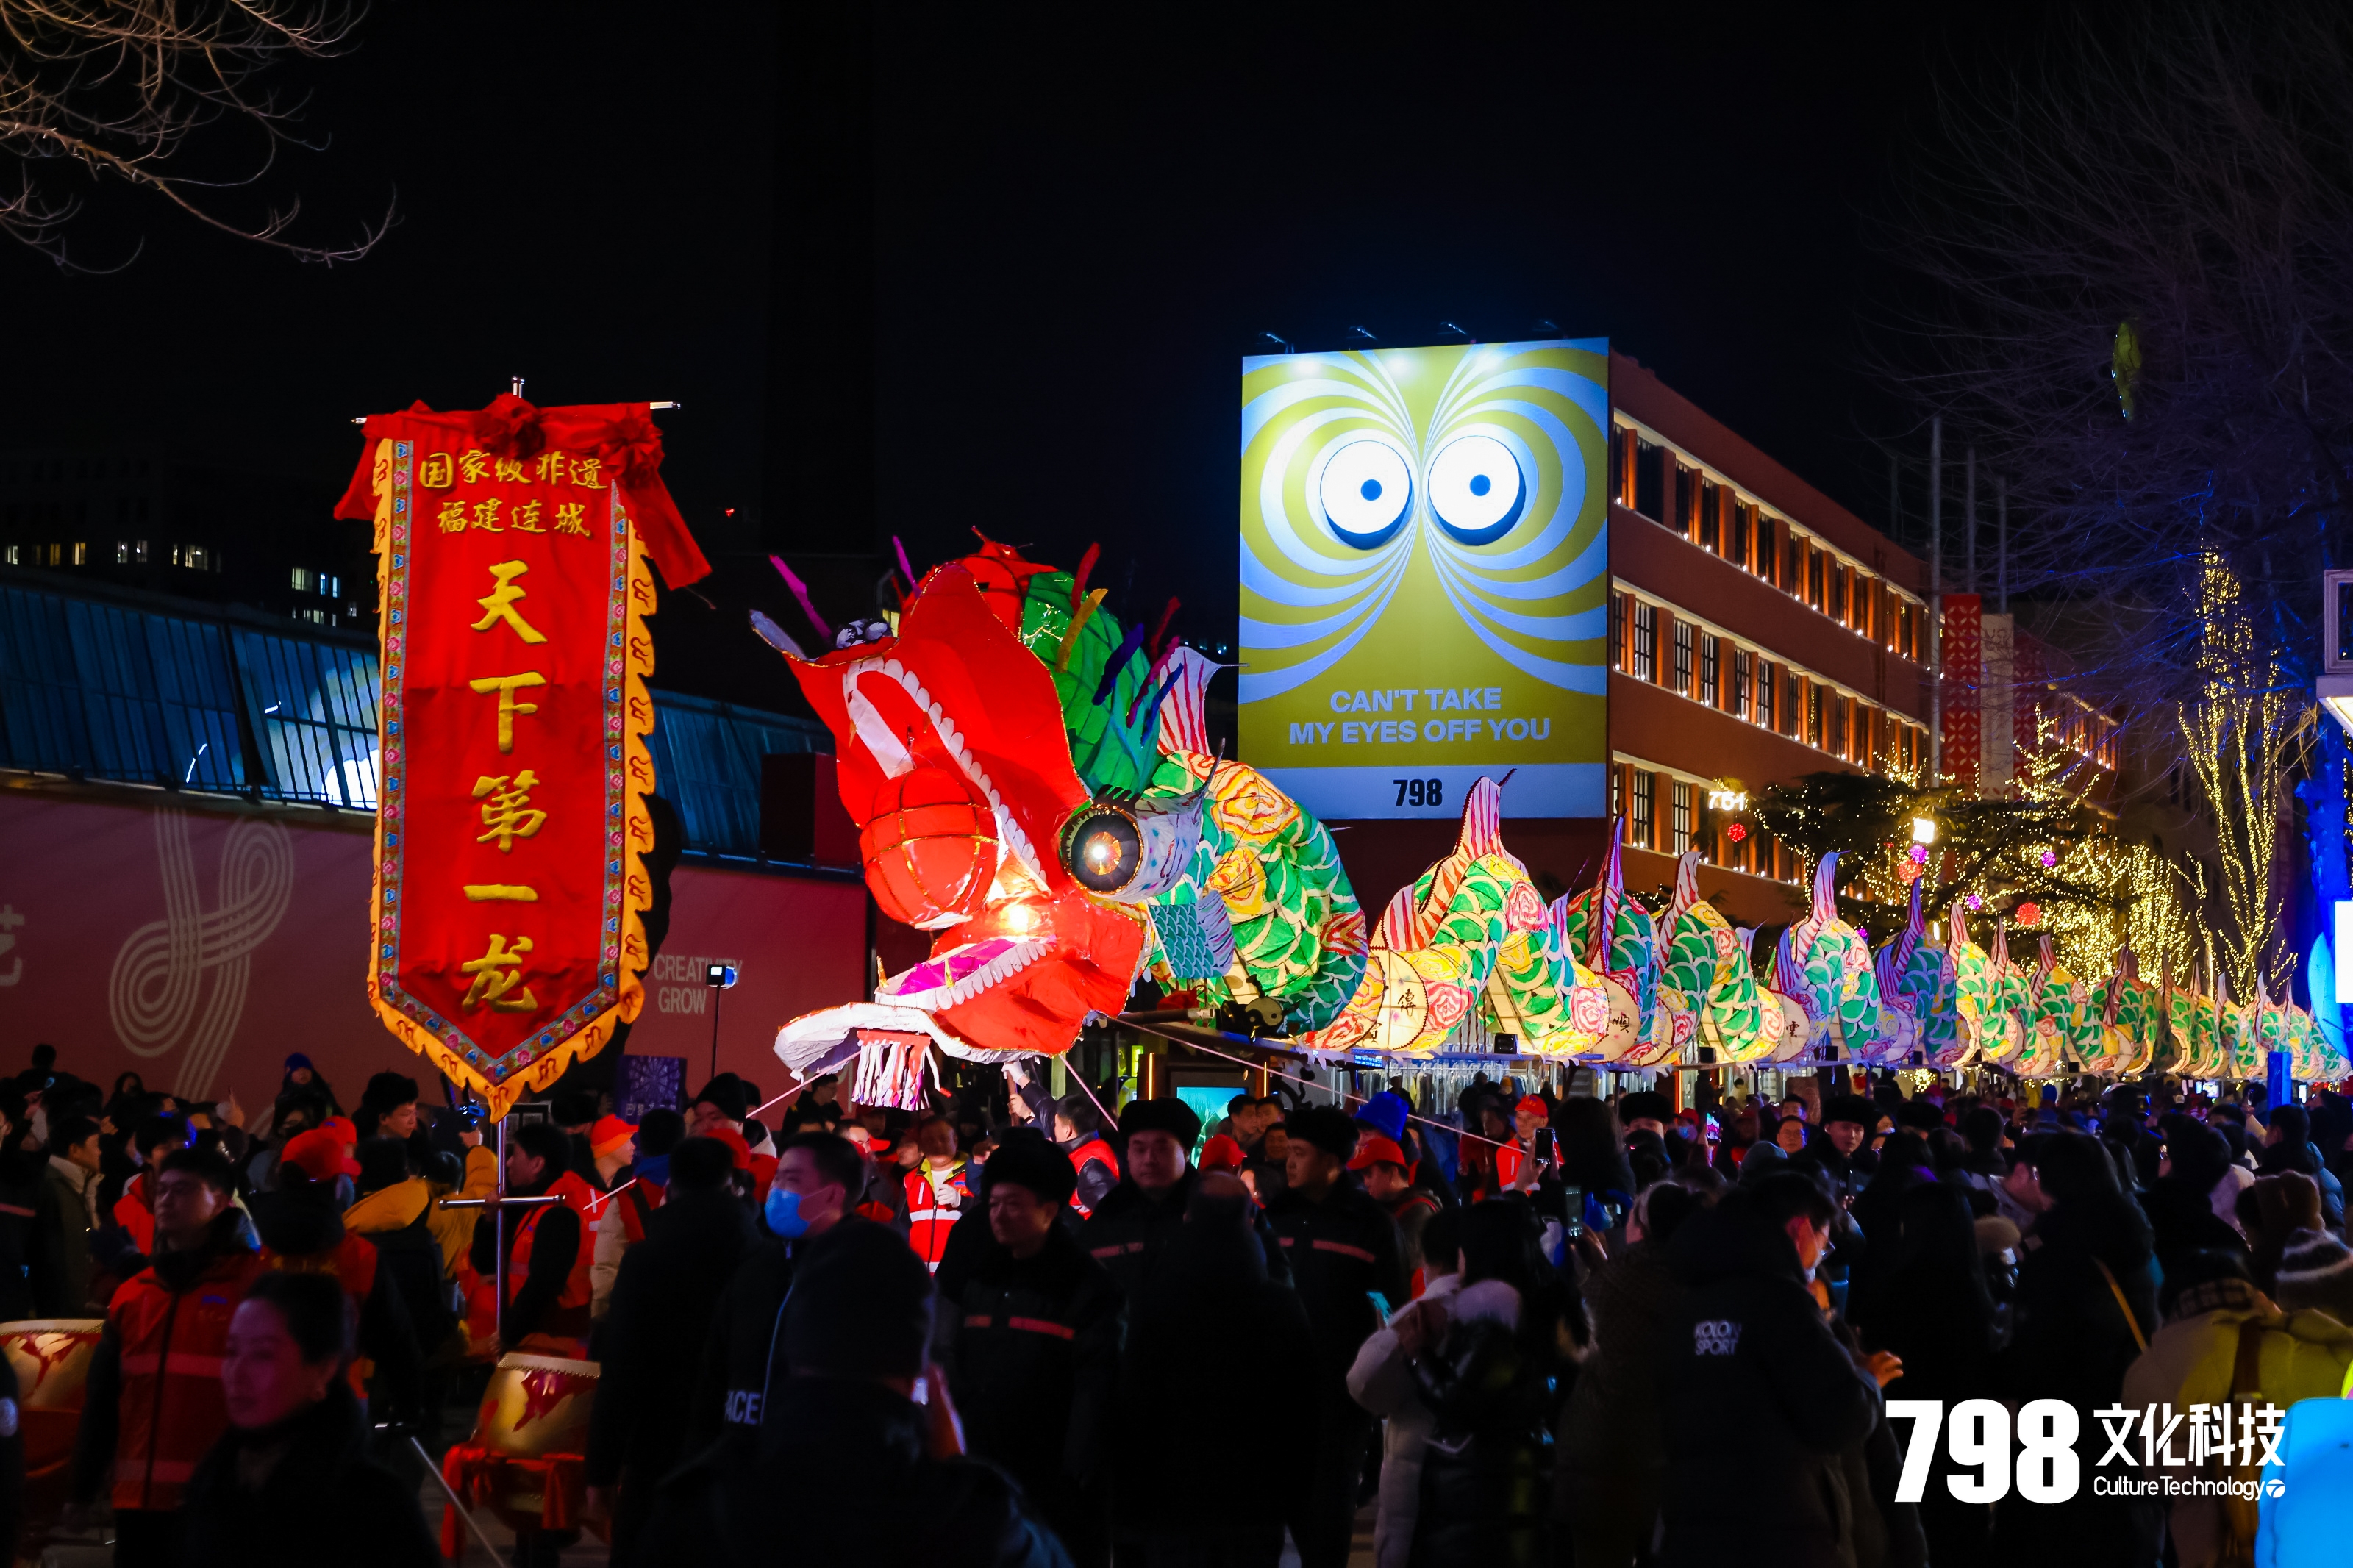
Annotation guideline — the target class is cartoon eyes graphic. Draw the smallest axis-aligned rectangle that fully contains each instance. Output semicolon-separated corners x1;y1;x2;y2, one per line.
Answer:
1428;434;1525;545
1316;439;1414;548
1315;433;1527;548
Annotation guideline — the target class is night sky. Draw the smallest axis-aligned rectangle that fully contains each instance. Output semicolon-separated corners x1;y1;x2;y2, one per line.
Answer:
0;2;2013;711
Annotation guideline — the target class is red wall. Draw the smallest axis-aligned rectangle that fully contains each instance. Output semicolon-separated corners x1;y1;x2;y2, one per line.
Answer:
0;787;863;1109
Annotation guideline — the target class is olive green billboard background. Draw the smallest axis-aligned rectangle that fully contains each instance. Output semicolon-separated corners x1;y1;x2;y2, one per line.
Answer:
1238;340;1610;820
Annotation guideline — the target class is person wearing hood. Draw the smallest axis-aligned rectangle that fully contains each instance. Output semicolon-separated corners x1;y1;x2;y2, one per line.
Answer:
1994;1130;2162;1567
465;1121;597;1358
341;1136;458;1415
2121;1247;2353;1568
1396;1200;1579;1564
654;1220;1073;1567
275;1053;340;1117
2146;1122;2252;1278
1557;1181;1700;1568
938;1132;1122;1564
2254;1105;2346;1231
174;1271;438;1568
1654;1173;1885;1568
1263;1105;1410;1568
251;1132;423;1432
69;1147;268;1568
1349;1209;1463;1568
585;1136;756;1567
591;1107;682;1321
1119;1173;1313;1568
1076;1098;1289;1300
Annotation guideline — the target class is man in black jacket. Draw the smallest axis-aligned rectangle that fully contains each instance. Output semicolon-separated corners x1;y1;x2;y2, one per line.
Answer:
1790;1095;1879;1203
1077;1098;1289;1298
467;1122;592;1353
585;1137;753;1567
686;1129;898;1462
940;1135;1121;1565
1655;1173;1884;1568
1261;1105;1408;1568
651;1220;1070;1566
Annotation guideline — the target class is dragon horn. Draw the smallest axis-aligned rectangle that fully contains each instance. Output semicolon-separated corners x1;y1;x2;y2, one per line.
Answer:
1813;851;1840;921
1375;883;1420;951
1879;876;1924;998
768;555;832;643
1947;900;1970;951
1458;778;1504;856
1671;851;1702;917
1588;817;1624;970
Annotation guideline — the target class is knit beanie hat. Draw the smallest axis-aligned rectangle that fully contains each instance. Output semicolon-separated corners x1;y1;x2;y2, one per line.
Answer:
1355;1092;1409;1142
1618;1090;1672;1126
1287;1105;1359;1161
636;1107;686;1158
1824;1095;1877;1130
783;1222;934;1380
979;1130;1076;1207
1117;1097;1202;1148
2274;1226;2353;1317
693;1074;749;1123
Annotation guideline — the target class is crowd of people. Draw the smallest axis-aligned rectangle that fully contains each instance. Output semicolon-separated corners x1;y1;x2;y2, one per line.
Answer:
1;1037;2348;1567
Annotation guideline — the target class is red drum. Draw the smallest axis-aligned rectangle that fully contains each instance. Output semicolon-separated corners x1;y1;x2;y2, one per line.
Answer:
1;1319;106;1531
474;1351;599;1461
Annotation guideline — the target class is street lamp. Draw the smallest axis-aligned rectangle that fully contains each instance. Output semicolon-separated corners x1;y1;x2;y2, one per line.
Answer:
705;962;739;1080
1910;817;1938;846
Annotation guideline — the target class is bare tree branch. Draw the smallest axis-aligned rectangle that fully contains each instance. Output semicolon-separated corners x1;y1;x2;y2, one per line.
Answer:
0;0;390;266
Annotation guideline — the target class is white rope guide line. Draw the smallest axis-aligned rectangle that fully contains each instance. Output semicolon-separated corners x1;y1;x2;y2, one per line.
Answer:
1116;1016;1516;1151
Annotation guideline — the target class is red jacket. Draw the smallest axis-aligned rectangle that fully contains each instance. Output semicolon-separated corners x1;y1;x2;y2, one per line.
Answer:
1067;1139;1117;1219
112;1172;156;1258
97;1241;267;1511
902;1161;970;1272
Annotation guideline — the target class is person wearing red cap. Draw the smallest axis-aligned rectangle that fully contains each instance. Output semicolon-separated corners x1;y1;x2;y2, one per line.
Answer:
68;1146;265;1567
1493;1094;1552;1195
250;1128;423;1428
590;1108;684;1322
1198;1134;1247;1174
1349;1136;1440;1298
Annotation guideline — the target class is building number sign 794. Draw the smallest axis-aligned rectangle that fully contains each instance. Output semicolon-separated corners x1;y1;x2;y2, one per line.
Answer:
1393;778;1445;808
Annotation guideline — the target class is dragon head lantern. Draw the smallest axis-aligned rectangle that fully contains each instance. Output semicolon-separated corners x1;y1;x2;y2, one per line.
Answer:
771;541;1363;1089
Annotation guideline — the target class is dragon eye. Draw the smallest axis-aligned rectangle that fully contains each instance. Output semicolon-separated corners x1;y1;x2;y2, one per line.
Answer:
1317;439;1413;548
1059;804;1142;895
1428;434;1525;544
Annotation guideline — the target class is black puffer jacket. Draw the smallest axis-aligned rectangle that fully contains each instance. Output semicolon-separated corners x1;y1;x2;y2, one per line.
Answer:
1075;1167;1290;1297
940;1226;1122;1563
1654;1198;1881;1568
176;1382;437;1568
1410;1278;1559;1568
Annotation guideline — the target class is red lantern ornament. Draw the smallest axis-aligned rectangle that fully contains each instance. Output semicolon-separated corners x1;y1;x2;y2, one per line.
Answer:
1726;823;1749;843
2015;901;2043;927
859;765;999;929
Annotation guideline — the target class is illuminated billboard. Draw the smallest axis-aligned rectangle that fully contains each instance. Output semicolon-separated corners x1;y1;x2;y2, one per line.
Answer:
1239;339;1609;819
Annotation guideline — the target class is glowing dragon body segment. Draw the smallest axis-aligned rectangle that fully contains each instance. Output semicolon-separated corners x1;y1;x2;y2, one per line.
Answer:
1786;853;1882;1054
1660;852;1771;1064
1551;820;1662;1050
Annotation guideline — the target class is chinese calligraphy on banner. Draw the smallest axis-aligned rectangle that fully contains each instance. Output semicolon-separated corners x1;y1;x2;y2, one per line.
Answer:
335;396;710;1117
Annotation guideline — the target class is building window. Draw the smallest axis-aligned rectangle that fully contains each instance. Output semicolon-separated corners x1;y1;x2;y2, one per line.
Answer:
1897;599;1915;660
1611;427;1634;509
1634;440;1665;520
1610;593;1626;670
1672;618;1693;695
1671;780;1695;854
1828;694;1847;759
1632;601;1657;683
114;541;129;564
1829;564;1848;624
1807;683;1825;749
1673;465;1696;540
1631;770;1656;848
1756;659;1774;729
1610;762;1624;820
292;566;315;593
1757;514;1779;587
1732;648;1752;718
1;545;15;565
1729;501;1752;570
1699;633;1719;707
133;540;148;563
1806;546;1824;611
1698;480;1721;554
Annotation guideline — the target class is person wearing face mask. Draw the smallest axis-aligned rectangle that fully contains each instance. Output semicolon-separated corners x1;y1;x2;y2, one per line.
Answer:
175;1271;437;1568
582;1136;753;1567
1654;1173;1884;1568
686;1128;897;1464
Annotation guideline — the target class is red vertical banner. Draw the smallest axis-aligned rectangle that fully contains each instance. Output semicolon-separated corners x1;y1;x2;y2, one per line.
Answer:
1940;594;1982;797
335;398;708;1117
